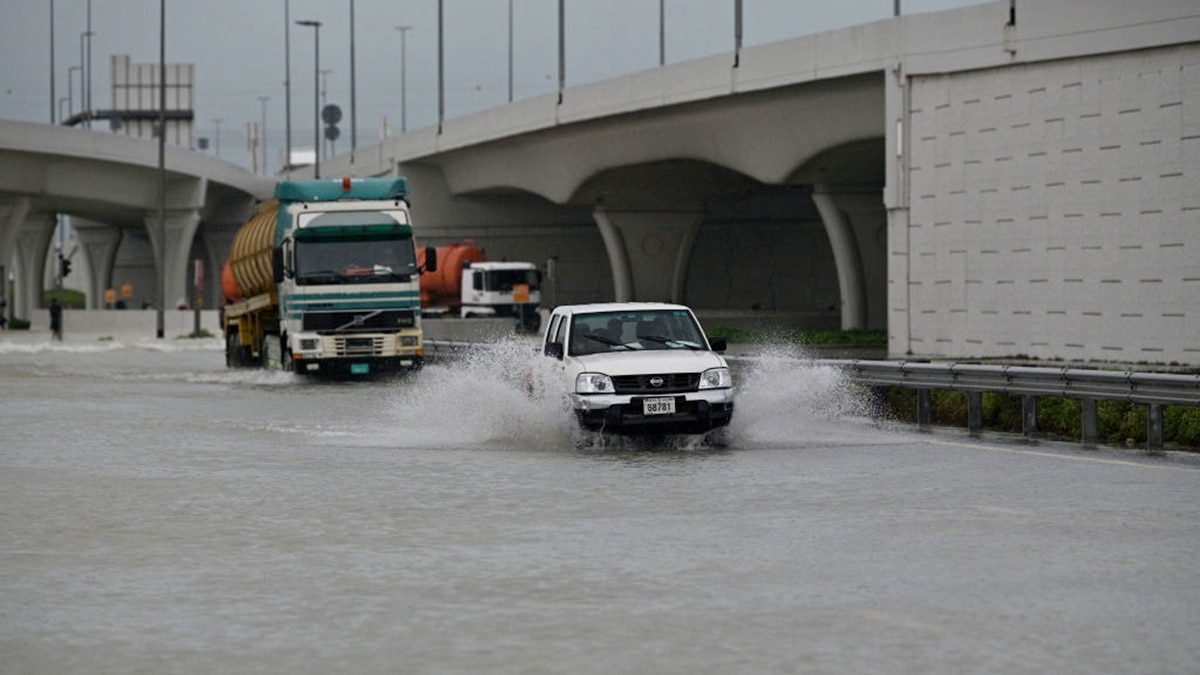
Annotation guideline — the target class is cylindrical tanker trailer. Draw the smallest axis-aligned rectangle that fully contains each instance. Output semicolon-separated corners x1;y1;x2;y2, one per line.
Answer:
222;176;436;377
417;240;541;331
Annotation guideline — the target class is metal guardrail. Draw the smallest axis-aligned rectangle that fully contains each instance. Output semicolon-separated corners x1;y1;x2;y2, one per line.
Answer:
423;339;476;356
819;360;1200;407
814;359;1200;449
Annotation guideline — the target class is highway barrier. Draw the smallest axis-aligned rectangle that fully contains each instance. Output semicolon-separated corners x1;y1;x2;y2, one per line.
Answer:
819;359;1200;450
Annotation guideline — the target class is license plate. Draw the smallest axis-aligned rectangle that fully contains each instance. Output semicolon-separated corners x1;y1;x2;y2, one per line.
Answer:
642;397;675;415
351;363;370;375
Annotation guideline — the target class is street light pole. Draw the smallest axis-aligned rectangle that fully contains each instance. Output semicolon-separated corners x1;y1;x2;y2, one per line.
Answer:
257;95;269;175
50;0;55;124
320;69;331;157
86;0;92;128
734;0;743;68
659;0;665;66
394;25;411;133
508;0;513;102
156;0;166;339
349;0;357;161
68;66;80;117
212;118;223;158
79;31;93;123
284;0;292;177
557;0;565;104
437;0;444;133
296;19;322;178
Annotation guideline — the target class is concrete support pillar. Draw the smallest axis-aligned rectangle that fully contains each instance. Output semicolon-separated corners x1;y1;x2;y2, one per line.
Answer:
144;209;202;311
0;198;31;319
71;218;123;309
812;183;867;330
591;207;702;303
14;212;57;321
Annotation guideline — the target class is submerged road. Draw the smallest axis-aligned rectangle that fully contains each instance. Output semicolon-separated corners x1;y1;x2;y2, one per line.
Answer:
1;332;1198;674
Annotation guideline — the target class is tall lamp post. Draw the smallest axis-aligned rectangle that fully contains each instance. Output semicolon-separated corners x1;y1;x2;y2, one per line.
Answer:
349;0;356;160
156;0;166;339
257;95;269;175
507;0;513;102
296;19;322;178
212;118;223;158
659;0;665;66
394;25;411;132
284;0;292;176
67;65;81;117
79;31;93;122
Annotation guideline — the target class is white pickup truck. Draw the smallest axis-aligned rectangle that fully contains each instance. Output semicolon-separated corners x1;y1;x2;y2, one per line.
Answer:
538;302;734;436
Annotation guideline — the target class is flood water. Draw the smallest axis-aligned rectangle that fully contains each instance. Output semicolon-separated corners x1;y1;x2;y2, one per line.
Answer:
2;333;1198;674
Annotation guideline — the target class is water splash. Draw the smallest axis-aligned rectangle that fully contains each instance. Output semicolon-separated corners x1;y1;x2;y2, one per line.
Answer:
728;342;880;447
382;337;577;450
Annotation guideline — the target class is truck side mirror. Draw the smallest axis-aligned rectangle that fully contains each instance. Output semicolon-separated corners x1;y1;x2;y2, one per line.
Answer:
423;246;438;273
272;247;285;283
707;336;727;353
545;342;564;359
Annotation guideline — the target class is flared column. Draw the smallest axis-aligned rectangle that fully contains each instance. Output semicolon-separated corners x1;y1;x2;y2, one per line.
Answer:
144;209;202;311
813;183;867;330
71;218;123;309
591;208;702;303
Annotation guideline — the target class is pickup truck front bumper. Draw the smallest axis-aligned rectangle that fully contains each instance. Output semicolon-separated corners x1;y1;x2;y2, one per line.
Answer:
569;389;734;435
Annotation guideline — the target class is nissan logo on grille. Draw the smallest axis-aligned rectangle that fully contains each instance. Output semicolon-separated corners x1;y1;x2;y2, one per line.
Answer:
649;376;664;388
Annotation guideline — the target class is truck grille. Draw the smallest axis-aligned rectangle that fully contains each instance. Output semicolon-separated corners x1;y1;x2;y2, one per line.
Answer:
612;373;700;395
303;309;416;333
328;335;386;357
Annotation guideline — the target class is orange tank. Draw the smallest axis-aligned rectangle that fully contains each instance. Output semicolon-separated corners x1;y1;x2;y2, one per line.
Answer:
224;201;279;302
418;241;486;307
221;260;241;303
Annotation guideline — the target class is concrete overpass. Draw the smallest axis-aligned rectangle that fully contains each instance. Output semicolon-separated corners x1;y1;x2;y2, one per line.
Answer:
0;124;272;319
2;0;1197;366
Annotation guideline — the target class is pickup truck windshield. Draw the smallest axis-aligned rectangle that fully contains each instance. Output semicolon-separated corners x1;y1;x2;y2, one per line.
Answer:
569;310;706;355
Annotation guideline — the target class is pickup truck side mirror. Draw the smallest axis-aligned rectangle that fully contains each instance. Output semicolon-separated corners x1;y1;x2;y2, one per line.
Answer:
707;336;727;353
545;342;564;359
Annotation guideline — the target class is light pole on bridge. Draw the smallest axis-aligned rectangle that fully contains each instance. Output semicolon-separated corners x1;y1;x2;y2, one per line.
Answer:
394;25;411;133
296;19;322;178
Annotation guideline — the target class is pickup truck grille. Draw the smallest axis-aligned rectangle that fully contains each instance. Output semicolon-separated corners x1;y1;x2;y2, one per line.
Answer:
612;373;700;395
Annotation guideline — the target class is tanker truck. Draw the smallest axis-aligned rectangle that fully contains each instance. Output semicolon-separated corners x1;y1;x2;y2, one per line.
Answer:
417;241;541;331
222;176;436;377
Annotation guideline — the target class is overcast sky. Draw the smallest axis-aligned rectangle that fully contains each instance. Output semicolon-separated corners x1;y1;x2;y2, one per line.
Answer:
2;0;981;172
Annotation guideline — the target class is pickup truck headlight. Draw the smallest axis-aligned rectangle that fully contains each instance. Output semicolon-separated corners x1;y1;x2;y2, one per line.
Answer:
576;372;614;394
698;367;732;390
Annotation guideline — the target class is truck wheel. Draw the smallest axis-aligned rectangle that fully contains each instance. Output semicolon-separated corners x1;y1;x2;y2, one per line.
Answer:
226;332;241;368
281;335;294;372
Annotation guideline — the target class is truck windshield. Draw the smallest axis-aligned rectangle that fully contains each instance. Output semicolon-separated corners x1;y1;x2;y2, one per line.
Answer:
569;310;706;355
294;238;418;284
481;269;542;291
